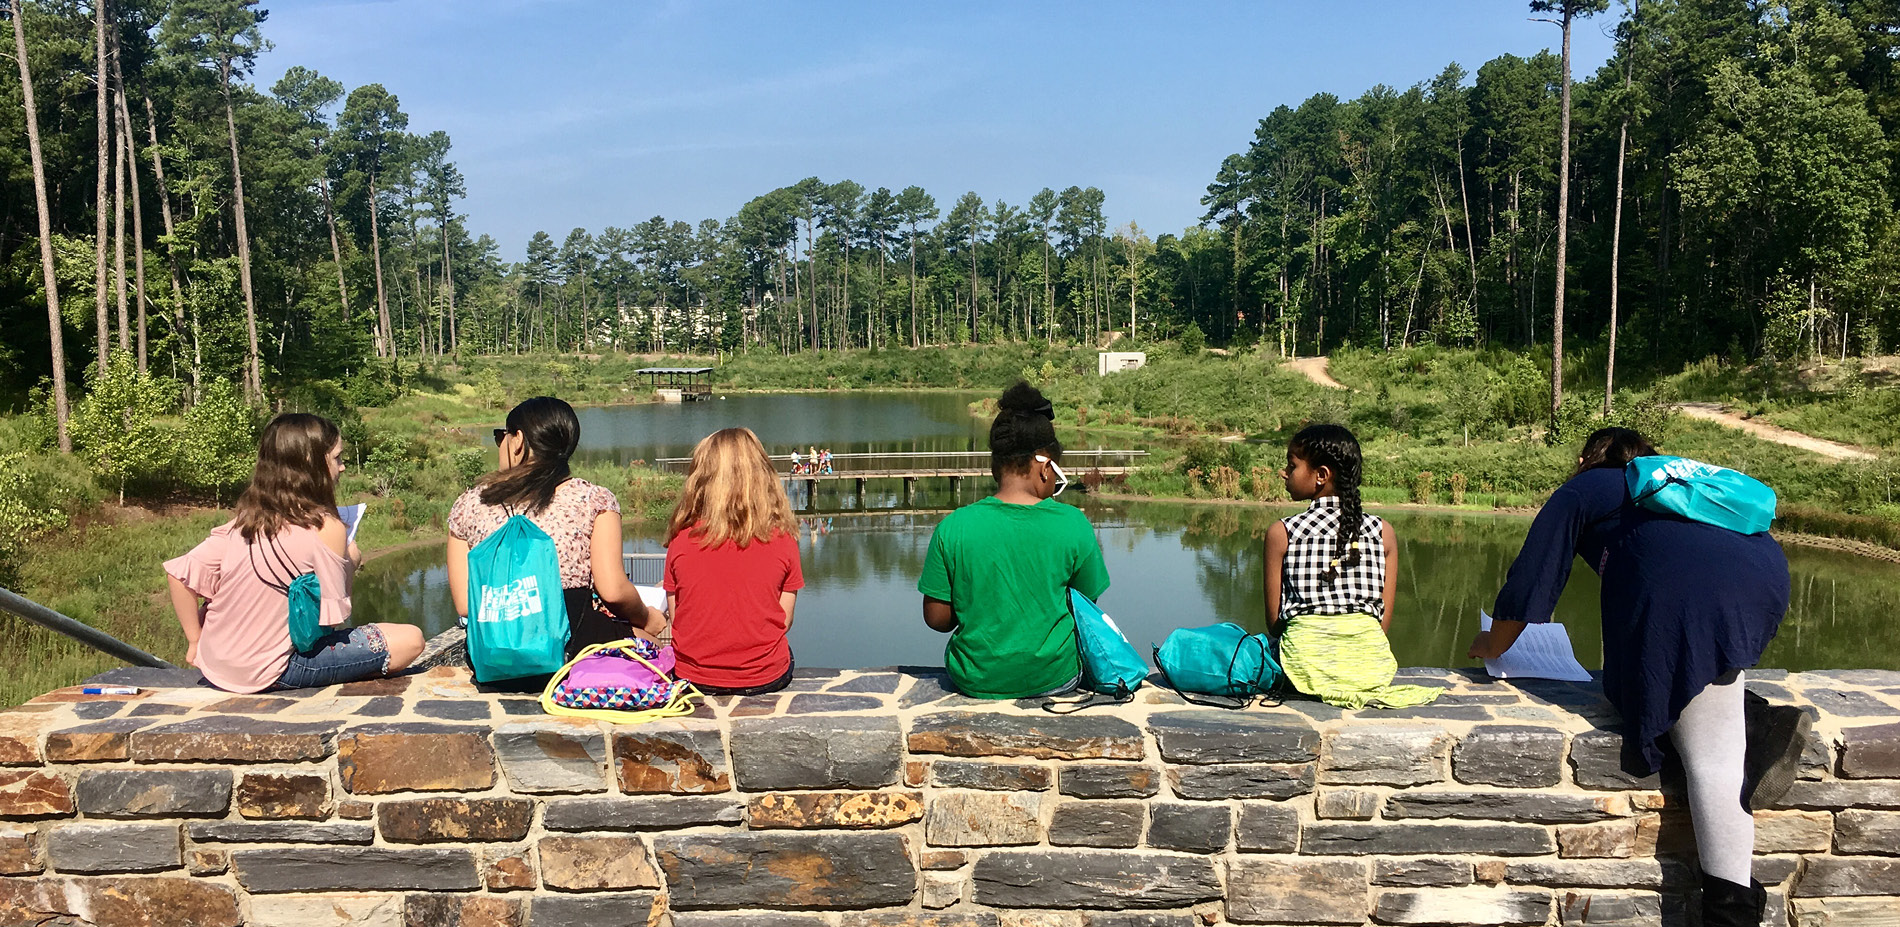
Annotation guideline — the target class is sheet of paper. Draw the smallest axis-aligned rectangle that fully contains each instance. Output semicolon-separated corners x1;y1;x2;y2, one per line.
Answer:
337;503;367;542
1480;611;1593;682
636;585;668;612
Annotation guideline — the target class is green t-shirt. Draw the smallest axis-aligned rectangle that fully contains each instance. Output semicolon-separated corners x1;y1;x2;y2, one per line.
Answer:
917;496;1111;699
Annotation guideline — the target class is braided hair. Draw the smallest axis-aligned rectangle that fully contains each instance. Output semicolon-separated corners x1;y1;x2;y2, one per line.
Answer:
1288;423;1365;583
989;381;1061;481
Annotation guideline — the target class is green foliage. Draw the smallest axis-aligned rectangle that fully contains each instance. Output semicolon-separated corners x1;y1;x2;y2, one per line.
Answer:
0;453;70;586
363;442;413;497
70;354;180;502
452;448;490;488
181;380;259;501
1177;322;1206;355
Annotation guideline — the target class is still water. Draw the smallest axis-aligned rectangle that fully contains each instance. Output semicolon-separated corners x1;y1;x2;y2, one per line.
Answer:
355;500;1900;673
571;391;989;465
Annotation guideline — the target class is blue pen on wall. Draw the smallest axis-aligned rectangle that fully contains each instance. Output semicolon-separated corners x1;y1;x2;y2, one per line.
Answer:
80;686;139;695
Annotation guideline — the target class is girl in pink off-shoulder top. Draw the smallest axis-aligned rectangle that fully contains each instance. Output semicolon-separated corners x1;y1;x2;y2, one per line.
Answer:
164;414;424;693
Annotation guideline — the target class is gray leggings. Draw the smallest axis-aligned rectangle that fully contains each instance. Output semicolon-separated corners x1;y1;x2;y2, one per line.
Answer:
1667;669;1753;884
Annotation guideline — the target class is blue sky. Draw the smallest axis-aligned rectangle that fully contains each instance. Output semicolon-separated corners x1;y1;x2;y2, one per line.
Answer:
257;1;1619;259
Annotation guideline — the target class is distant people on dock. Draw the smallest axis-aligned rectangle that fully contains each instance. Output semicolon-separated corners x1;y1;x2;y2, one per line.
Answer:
819;448;833;474
663;427;804;696
163;413;424;693
446;397;658;666
1471;427;1797;927
918;382;1108;699
1265;424;1439;709
789;449;803;475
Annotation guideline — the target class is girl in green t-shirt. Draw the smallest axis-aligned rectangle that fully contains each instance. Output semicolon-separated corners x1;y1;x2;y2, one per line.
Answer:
917;382;1110;699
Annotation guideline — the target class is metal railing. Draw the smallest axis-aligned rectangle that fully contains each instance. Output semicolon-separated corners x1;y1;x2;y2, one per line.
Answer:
0;586;176;669
622;552;666;585
654;449;1148;475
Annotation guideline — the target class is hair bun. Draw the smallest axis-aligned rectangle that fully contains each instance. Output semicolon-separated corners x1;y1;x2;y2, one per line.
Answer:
998;381;1048;414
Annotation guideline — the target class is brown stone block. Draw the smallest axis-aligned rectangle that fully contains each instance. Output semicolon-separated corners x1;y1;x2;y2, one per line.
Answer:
748;791;924;830
907;761;928;787
0;772;70;819
0;827;38;875
378;798;534;843
612;727;730;794
538;835;661;891
1226;857;1371;924
925;791;1042;847
338;724;495;794
188;848;229;876
43;720;146;763
236;772;330;820
1557;820;1637;859
1752;809;1832;854
0;714;48;766
405;892;524;927
129;717;339;763
482;845;536;891
1474;860;1508;885
921;850;968;871
338;800;373;820
66;876;242;927
907;712;1145;760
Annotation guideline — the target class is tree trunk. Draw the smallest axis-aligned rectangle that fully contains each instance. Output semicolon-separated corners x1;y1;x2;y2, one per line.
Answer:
321;178;349;320
15;2;73;452
1606;114;1630;415
143;93;198;396
113;88;129;352
94;0;110;367
111;50;147;372
442;219;456;353
367;171;393;358
221;76;262;399
1551;10;1574;432
909;234;919;348
1456;139;1478;298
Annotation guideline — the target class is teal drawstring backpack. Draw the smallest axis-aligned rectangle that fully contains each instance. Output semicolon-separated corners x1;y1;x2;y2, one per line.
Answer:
1626;455;1777;535
1069;589;1148;699
250;539;325;654
1154;622;1283;708
466;513;569;683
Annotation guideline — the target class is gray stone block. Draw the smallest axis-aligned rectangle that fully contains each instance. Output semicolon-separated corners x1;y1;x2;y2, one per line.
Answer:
1385;791;1625;824
829;673;902;694
542;797;743;831
1300;822;1555;856
186;822;374;844
47;822;179;873
1839;721;1900;778
1569;729;1661;790
1374;858;1474;887
1374;888;1552;925
929;761;1052;791
730;716;901;790
1775;780;1900;810
1805;689;1900;719
924;791;1041;847
1315;787;1381;820
1504;860;1666;889
1321;725;1450;785
528;892;657;927
907;711;1145;760
1227;857;1369;924
1794;856;1900;897
1556;891;1664;926
1235;802;1299;853
971;850;1220;909
1148;711;1319;764
1833;810;1900;855
493;722;608;793
656;833;914;908
1049;800;1144;848
233;847;478;893
1169;763;1314;800
74;768;232;817
1454;725;1565;788
674;916;830;927
1146;802;1230;854
1084;916;1196;927
1058;764;1160;798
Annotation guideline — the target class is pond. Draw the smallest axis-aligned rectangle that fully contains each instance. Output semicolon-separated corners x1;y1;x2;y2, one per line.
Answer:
354;500;1900;673
570;391;990;465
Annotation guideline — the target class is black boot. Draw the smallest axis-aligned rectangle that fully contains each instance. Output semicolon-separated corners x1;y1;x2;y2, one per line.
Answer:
1702;872;1766;927
1743;689;1811;810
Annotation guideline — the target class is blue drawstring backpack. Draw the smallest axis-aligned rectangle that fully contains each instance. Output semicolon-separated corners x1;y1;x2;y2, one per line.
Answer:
466;514;569;683
1626;455;1777;535
1154;622;1282;707
1069;589;1147;699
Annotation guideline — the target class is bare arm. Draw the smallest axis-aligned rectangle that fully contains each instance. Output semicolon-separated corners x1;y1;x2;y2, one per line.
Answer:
780;590;797;629
447;535;470;619
590;512;654;631
1469;619;1529;660
1379;521;1398;632
1263;521;1288;633
167;574;203;666
923;596;958;633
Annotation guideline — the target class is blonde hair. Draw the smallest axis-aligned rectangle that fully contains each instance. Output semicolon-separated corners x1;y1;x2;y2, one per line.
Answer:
665;427;796;549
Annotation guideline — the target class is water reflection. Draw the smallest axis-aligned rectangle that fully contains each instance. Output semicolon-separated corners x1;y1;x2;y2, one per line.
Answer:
572;392;990;465
354;500;1900;672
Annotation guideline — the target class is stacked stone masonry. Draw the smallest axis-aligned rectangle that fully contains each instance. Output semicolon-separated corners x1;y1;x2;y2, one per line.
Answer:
0;664;1896;926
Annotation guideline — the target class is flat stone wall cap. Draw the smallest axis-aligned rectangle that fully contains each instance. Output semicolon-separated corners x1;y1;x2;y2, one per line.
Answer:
543;796;743;832
1839;721;1900;778
128;717;339;763
233;847;479;893
970;850;1221;909
1570;728;1662;790
1371;887;1554;926
908;712;1145;760
730;716;902;790
656;832;915;909
44;718;150;762
74;768;232;818
1226;857;1370;924
1148;711;1320;764
187;822;374;844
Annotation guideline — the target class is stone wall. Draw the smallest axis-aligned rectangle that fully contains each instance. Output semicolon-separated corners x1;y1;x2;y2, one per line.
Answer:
0;665;1897;927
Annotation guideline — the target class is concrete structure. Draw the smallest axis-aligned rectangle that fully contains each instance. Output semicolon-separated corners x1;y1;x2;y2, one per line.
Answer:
0;663;1896;926
1098;352;1147;376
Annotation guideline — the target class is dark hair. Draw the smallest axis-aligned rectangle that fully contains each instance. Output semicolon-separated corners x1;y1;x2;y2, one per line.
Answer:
1573;427;1657;478
1287;423;1365;582
989;381;1060;480
479;396;580;514
233;413;341;543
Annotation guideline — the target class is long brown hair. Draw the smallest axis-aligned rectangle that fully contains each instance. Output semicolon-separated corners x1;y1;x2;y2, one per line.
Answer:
1573;427;1658;478
665;427;796;549
479;397;580;514
232;413;341;543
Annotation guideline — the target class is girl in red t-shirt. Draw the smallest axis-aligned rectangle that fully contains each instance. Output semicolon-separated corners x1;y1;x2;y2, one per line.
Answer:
663;427;804;694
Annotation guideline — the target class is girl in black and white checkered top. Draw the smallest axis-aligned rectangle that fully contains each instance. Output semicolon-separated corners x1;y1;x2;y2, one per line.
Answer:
1264;424;1439;709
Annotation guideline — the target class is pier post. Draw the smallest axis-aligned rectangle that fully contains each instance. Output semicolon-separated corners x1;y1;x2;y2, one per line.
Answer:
903;477;915;506
949;476;960;495
854;478;866;508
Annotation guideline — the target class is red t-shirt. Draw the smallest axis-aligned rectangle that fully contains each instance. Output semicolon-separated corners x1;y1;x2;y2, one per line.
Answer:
663;527;804;689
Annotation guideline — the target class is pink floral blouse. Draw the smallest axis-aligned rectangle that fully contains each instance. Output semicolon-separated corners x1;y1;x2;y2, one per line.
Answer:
447;479;620;588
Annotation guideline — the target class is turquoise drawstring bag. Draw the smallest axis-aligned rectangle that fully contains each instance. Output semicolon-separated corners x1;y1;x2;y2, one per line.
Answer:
1154;622;1282;706
1069;589;1147;699
466;513;569;683
250;539;325;654
1626;455;1777;535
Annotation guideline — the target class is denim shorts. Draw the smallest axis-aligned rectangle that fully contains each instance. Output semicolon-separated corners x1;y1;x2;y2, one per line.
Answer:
275;625;390;690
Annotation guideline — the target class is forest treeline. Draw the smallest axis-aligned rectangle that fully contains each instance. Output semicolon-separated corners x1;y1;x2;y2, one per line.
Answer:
6;0;1900;436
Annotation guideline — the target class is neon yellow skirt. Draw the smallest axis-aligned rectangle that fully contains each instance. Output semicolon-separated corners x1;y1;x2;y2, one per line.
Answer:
1279;612;1441;710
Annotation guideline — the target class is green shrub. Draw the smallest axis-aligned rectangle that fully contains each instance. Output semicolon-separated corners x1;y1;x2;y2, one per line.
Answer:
1411;471;1436;505
70;352;179;503
182;380;258;502
1449;472;1468;506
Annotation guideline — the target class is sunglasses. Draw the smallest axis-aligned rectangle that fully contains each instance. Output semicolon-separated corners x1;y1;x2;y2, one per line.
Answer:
493;428;510;446
1034;454;1070;496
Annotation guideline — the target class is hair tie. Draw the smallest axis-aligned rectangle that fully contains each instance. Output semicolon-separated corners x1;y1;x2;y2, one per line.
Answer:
1033;400;1055;421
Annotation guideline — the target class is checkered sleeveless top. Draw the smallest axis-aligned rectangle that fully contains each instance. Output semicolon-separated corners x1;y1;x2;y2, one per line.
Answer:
1279;496;1387;620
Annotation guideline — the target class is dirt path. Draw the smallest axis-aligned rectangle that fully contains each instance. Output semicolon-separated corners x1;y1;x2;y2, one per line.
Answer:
1286;356;1346;389
1674;402;1877;461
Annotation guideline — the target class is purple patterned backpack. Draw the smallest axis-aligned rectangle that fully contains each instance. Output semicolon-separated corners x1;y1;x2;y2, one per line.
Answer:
549;638;681;711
